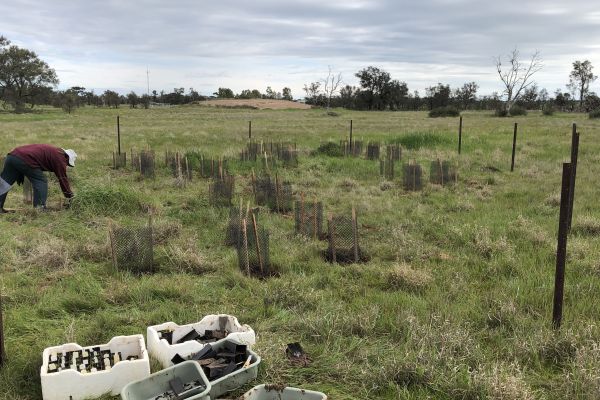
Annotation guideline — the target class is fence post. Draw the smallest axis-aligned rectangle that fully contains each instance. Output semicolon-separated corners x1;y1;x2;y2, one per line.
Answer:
352;207;359;263
511;122;518;172
567;123;579;232
553;162;572;329
349;120;353;154
117;115;121;155
458;116;462;155
248;121;252;139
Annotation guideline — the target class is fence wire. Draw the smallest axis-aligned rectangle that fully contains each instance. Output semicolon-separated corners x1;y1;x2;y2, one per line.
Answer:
109;221;154;273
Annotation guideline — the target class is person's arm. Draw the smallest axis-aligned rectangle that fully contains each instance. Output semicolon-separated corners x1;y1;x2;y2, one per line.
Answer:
50;157;74;198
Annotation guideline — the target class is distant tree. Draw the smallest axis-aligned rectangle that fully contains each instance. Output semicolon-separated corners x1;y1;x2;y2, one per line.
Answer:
282;87;293;101
264;86;276;99
355;66;391;110
494;48;542;115
553;89;573;111
584;92;600;112
188;88;203;102
53;88;80;114
127;91;139;108
214;87;234;98
387;80;409;110
251;89;262;99
519;84;539;109
425;83;451;110
303;82;321;105
151;90;158;101
102;90;120;108
140;94;150;109
454;82;479;110
339;85;358;109
0;35;59;112
321;66;343;109
567;60;597;110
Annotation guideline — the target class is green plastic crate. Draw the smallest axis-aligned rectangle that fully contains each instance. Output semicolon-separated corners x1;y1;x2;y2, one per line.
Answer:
205;339;261;399
120;361;210;400
238;384;327;400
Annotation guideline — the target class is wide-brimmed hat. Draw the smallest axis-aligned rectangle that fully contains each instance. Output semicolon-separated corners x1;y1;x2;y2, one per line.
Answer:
62;149;77;167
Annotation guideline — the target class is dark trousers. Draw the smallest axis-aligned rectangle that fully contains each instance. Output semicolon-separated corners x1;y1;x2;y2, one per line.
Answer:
0;155;48;208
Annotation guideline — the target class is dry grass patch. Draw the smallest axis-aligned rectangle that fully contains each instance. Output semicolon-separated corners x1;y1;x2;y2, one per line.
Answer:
385;263;432;293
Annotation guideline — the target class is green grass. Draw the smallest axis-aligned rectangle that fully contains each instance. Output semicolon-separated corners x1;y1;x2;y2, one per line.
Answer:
1;106;600;399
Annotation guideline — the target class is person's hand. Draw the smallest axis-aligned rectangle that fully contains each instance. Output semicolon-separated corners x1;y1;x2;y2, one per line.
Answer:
64;194;75;209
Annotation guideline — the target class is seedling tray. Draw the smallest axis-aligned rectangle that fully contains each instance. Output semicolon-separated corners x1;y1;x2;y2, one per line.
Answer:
203;339;261;399
40;335;150;400
121;360;211;400
147;314;256;369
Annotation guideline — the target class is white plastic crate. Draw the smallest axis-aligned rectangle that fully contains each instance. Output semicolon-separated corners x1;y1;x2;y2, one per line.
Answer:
40;334;150;400
147;314;256;368
239;384;328;400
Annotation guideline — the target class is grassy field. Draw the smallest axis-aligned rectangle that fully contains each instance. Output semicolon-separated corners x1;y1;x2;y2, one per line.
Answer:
0;105;599;399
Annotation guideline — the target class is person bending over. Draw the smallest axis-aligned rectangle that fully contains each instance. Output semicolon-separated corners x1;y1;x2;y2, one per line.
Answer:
0;144;77;212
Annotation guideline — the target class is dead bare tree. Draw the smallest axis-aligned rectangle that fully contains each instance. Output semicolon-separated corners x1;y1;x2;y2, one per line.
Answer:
494;49;542;115
321;66;343;110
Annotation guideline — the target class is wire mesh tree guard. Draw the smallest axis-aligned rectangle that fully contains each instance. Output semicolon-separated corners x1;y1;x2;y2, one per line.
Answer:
386;143;401;161
380;156;396;180
429;159;458;186
403;162;423;191
140;150;156;179
326;208;364;264
209;175;235;207
294;193;323;239
251;172;293;213
366;142;380;160
109;217;154;273
112;152;127;169
237;212;271;277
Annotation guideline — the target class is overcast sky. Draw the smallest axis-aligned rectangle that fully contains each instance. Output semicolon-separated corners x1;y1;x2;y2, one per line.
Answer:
1;0;599;98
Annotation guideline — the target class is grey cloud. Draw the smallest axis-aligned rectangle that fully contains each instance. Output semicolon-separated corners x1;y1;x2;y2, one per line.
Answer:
1;0;598;94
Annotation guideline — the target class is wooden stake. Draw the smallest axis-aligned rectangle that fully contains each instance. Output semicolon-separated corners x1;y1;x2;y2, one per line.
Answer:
567;124;579;232
117;115;121;155
553;163;572;329
328;213;336;263
511;122;518;172
352;207;359;263
313;197;318;240
251;213;263;273
242;218;250;275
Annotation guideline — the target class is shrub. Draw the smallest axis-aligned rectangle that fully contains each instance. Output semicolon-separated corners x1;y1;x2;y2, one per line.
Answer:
509;105;527;116
495;107;508;117
589;109;600;119
428;106;460;118
542;104;555;116
391;132;451;150
316;141;343;157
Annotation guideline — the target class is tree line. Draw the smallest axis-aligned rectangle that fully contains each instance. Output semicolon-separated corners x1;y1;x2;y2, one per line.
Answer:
1;35;598;115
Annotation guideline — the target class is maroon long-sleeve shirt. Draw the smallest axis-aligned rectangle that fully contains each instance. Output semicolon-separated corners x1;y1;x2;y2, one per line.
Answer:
10;144;73;197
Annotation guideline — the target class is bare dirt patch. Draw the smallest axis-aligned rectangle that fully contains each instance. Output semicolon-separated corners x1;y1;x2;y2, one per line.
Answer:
197;98;312;110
